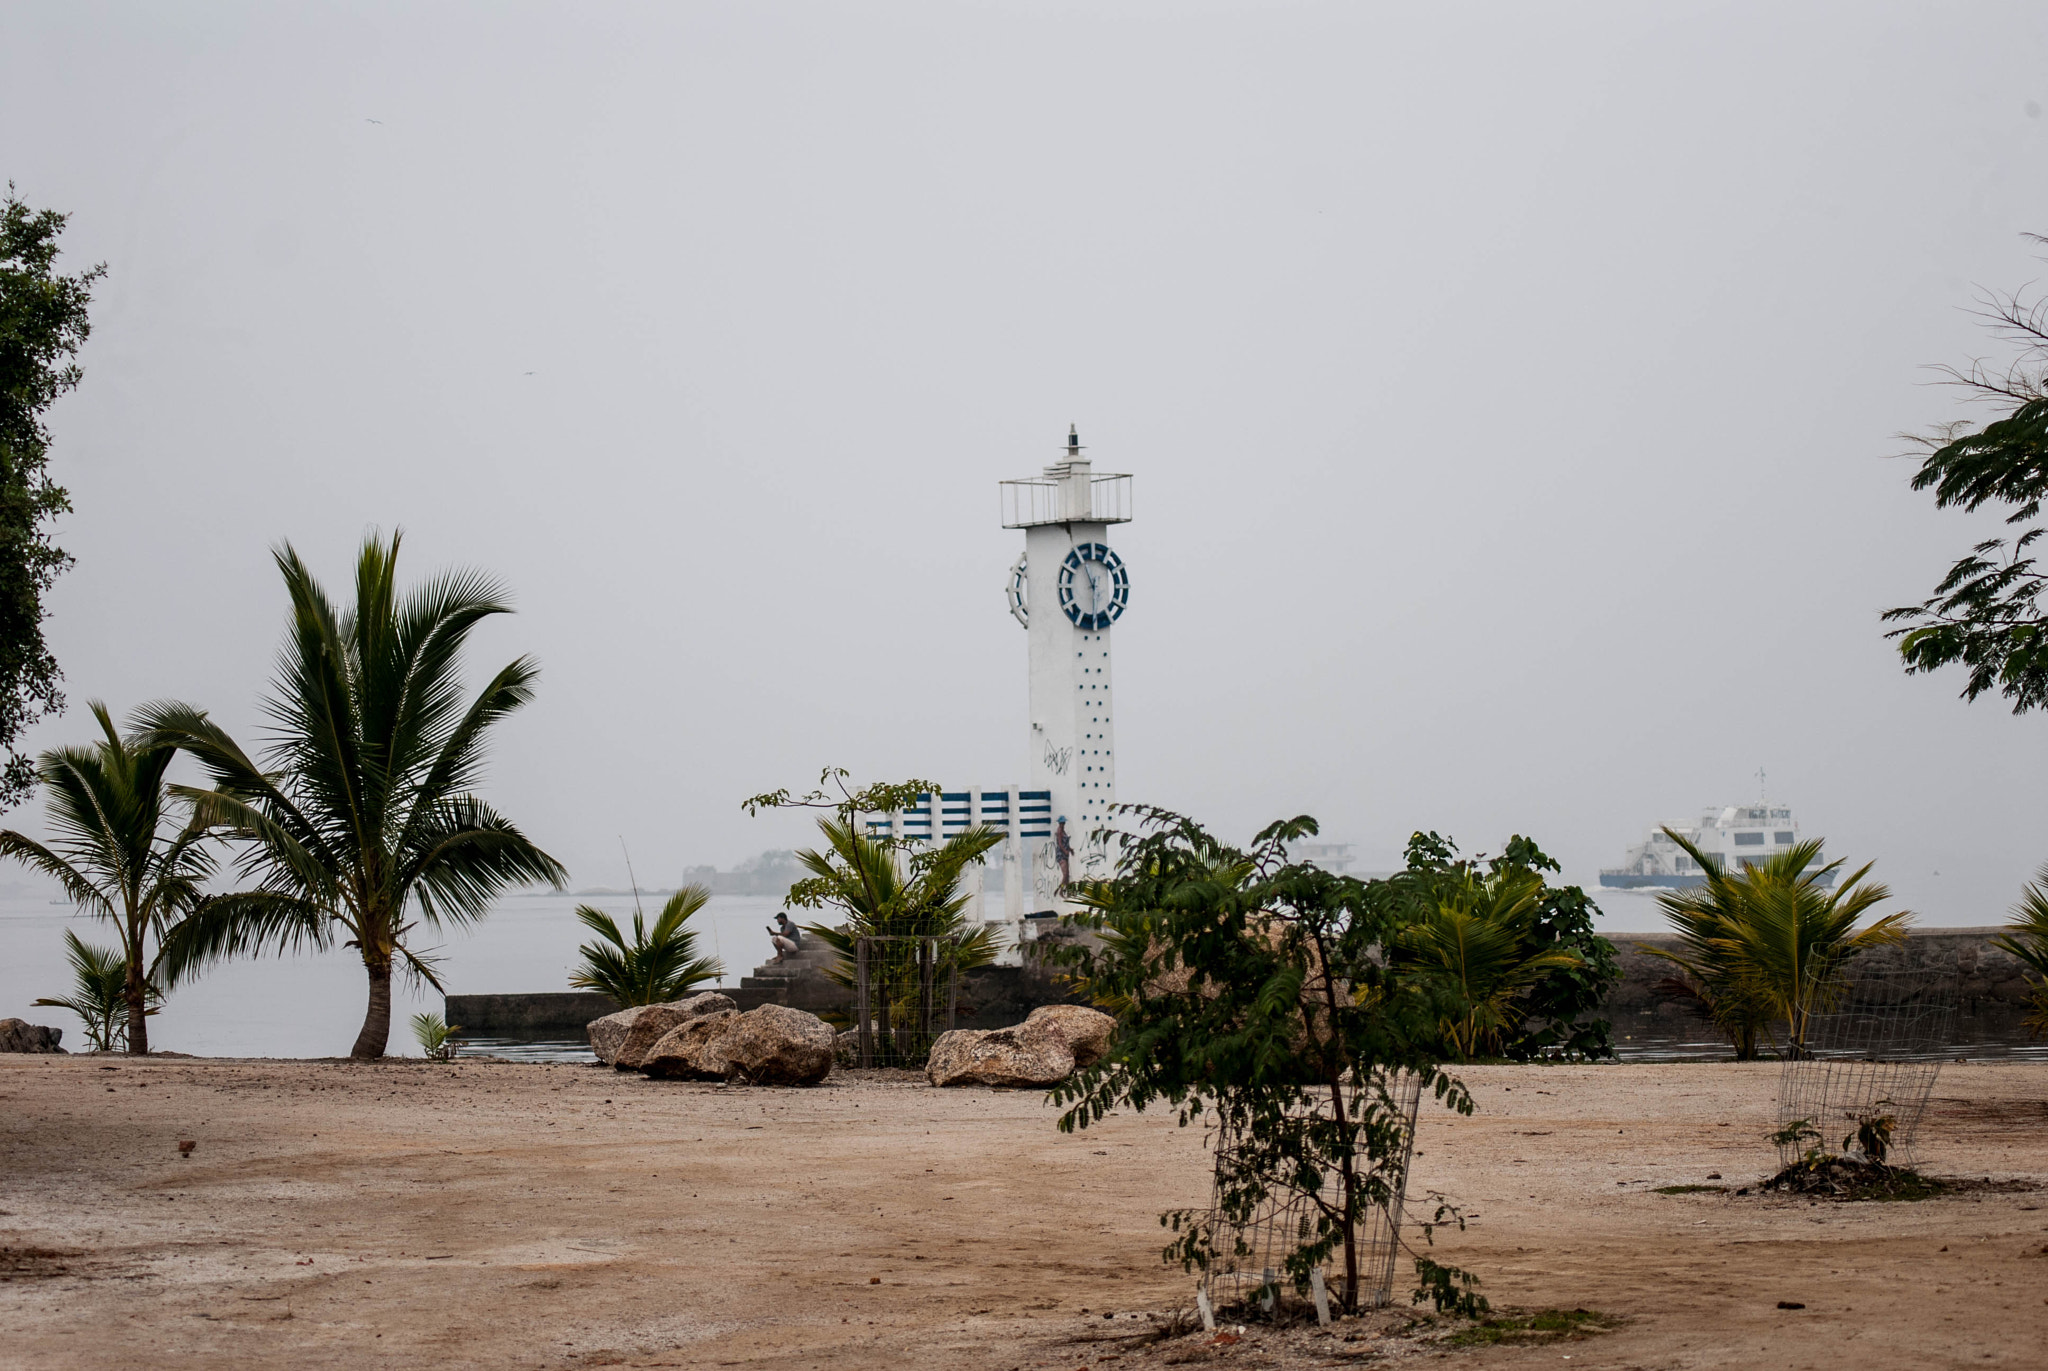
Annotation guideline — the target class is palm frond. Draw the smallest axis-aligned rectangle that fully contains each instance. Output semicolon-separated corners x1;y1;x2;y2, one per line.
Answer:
33;930;150;1052
154;889;332;986
567;884;721;1005
1993;863;2048;980
135;533;561;1057
1650;828;1910;1055
0;830;112;918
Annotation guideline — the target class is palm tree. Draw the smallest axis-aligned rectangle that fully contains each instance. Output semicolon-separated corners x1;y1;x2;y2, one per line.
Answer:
0;703;213;1055
1644;830;1910;1058
1394;865;1585;1060
33;929;157;1053
137;532;567;1059
569;885;723;1005
792;818;1003;1055
794;818;1005;972
1992;864;2048;1038
1644;890;1777;1060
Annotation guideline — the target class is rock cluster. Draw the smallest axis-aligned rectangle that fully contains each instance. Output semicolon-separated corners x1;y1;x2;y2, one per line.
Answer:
1019;1004;1115;1068
925;1004;1115;1088
586;993;737;1070
639;1003;836;1086
0;1019;65;1053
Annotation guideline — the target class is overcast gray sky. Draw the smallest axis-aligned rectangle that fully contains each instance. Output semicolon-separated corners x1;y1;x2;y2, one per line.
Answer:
6;1;2048;928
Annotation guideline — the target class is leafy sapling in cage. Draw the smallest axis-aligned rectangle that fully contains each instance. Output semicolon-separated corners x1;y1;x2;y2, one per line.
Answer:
745;768;1003;1065
1769;1117;1828;1171
1050;807;1477;1317
1848;1113;1896;1167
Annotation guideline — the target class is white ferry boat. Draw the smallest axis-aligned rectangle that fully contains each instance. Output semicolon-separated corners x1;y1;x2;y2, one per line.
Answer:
1599;803;1836;889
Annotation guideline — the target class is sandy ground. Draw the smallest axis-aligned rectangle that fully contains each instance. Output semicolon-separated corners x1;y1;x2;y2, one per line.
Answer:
1;1056;2044;1371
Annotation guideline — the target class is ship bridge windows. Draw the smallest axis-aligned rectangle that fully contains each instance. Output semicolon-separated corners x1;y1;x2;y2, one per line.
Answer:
1774;831;1795;844
1733;831;1765;846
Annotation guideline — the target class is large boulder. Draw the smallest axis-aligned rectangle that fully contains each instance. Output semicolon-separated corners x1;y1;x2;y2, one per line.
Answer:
0;1019;64;1054
926;1020;1075;1088
1024;1004;1116;1067
586;992;737;1069
641;1003;835;1086
638;1009;737;1079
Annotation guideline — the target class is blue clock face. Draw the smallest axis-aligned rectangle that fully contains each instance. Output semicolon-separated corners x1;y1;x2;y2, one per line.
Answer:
1058;543;1129;630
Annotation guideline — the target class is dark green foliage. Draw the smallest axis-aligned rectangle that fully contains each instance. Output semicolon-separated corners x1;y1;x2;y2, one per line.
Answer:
569;885;723;1005
1444;1308;1614;1346
1050;806;1474;1314
1884;242;2048;711
0;188;101;807
137;532;567;1058
1385;832;1620;1060
1883;529;2048;710
1769;1117;1823;1151
410;1011;459;1060
748;766;1005;979
788;820;1004;975
32;929;157;1053
0;702;213;1054
1904;397;2048;521
1762;1156;1947;1201
1411;1257;1489;1319
1645;833;1908;1059
1849;1114;1895;1163
741;768;941;825
1993;864;2048;1038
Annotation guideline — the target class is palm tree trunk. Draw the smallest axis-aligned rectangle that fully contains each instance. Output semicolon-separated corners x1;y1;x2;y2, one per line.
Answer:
353;955;393;1059
124;949;149;1057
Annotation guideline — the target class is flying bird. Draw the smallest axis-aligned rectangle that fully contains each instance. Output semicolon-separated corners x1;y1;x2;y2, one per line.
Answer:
365;118;382;124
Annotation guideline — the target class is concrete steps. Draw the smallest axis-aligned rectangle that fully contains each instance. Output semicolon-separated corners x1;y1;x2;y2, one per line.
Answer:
740;938;840;989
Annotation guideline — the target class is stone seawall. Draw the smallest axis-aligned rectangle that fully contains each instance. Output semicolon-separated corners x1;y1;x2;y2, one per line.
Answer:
444;992;619;1034
1608;926;2036;1034
448;928;2039;1041
445;988;810;1033
445;959;1090;1038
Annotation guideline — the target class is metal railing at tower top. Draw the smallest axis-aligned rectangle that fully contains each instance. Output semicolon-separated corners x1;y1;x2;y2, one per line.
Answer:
1000;472;1133;527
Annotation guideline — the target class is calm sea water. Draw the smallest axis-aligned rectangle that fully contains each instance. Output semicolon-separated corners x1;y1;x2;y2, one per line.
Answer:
0;891;781;1059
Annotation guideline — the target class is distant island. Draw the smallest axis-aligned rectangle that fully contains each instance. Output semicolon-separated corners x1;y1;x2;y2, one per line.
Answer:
565;849;802;901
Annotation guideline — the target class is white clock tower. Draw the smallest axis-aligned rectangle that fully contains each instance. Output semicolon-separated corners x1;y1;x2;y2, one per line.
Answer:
1002;427;1133;911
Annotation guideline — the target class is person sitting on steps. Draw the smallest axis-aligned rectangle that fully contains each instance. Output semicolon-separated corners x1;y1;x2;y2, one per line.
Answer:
768;911;804;964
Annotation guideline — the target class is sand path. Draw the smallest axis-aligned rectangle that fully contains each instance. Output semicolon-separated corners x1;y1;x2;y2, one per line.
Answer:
2;1056;2043;1369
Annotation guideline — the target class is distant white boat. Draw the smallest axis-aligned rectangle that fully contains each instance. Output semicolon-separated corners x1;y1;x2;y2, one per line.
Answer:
1600;802;1837;890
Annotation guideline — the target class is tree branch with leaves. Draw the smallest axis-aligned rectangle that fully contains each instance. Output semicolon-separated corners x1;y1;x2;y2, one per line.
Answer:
1049;805;1475;1315
0;187;102;807
1885;233;2048;710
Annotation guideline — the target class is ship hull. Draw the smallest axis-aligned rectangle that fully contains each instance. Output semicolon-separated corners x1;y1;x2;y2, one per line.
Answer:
1600;868;1839;890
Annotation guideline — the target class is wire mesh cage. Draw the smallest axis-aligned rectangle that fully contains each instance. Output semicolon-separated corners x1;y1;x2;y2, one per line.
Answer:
1198;1070;1425;1317
850;935;959;1069
1775;961;1959;1170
